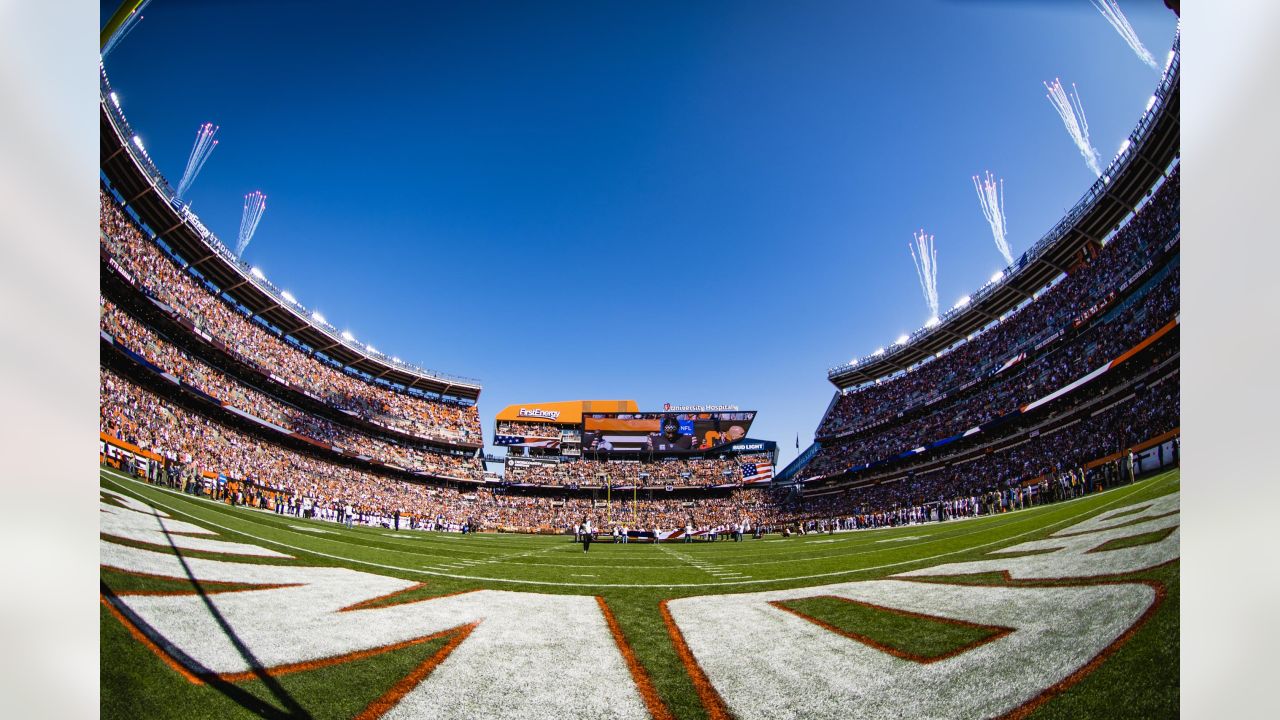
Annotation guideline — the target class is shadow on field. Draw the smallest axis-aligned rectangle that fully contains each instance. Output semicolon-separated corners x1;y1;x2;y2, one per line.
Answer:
103;508;314;718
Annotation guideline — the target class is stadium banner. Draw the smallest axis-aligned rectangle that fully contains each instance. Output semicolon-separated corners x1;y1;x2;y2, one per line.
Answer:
494;400;638;426
582;410;756;454
99;432;161;479
723;438;776;455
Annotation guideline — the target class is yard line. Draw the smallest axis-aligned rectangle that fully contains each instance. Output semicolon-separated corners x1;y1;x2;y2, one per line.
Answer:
101;469;1173;589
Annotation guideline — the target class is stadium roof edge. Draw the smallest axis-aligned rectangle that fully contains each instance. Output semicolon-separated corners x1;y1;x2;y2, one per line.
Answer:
826;35;1180;391
98;68;482;402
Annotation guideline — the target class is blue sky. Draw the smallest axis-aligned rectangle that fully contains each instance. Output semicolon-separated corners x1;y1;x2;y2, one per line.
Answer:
101;0;1179;468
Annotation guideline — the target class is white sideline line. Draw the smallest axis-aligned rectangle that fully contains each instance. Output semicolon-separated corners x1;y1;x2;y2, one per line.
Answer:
100;469;1174;589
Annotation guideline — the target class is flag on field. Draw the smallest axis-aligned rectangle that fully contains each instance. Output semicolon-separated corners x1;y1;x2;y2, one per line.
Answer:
742;462;774;484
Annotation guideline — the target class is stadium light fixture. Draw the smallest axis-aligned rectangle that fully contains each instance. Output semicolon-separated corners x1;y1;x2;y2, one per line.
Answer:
366;344;377;354
281;290;297;305
1146;95;1157;111
924;316;939;329
132;135;145;152
250;266;265;279
392;356;402;363
110;92;120;108
1165;49;1175;70
311;311;326;324
990;270;1004;284
895;334;909;346
341;331;356;342
849;357;859;366
1118;138;1131;156
954;295;971;309
872;347;885;357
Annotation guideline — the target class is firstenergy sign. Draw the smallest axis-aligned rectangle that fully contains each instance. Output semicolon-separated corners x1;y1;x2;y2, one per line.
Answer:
518;408;561;421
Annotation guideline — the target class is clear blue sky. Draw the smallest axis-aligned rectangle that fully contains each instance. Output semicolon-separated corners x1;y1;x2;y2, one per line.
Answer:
100;0;1178;468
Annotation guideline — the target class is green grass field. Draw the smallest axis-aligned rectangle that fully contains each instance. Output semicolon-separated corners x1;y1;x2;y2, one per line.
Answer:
100;467;1179;719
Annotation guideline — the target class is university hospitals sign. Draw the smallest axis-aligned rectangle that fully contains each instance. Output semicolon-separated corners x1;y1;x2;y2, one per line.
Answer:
663;403;739;412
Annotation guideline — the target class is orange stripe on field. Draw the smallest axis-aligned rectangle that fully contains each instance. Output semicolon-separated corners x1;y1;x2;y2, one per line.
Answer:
353;623;477;720
769;595;1013;664
658;599;732;720
1000;580;1168;719
597;597;675;720
103;590;482;686
100;594;203;684
338;586;477;613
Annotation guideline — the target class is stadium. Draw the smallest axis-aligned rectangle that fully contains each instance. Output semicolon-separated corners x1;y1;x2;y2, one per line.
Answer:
98;2;1180;718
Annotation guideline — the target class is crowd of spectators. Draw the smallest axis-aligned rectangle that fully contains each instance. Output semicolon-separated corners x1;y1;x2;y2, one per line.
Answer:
804;263;1179;479
504;455;769;488
496;421;562;438
100;190;482;445
818;166;1180;439
101;297;484;481
785;366;1178;528
102;356;1175;536
102;367;790;533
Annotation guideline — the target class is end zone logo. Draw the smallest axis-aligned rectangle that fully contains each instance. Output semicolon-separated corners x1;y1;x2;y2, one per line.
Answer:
518;408;560;420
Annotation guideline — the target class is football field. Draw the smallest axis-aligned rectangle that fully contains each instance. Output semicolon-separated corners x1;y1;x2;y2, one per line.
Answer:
100;467;1179;719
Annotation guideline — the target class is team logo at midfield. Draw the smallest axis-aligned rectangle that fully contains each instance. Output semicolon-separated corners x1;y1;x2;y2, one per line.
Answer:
101;488;1178;719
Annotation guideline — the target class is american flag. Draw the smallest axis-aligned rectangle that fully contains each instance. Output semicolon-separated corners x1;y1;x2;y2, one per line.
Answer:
494;435;560;449
742;462;773;484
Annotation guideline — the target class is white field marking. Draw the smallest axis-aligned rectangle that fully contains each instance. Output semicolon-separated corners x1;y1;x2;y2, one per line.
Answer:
805;539;838;544
693;472;1179;563
101;470;1172;588
896;492;1180;580
291;525;337;535
571;574;596;577
100;542;649;719
117;481;520;562
876;536;924;543
100;488;290;558
667;579;1157;720
705;483;1178;569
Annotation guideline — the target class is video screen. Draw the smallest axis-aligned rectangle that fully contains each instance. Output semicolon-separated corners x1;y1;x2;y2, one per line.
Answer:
580;411;756;454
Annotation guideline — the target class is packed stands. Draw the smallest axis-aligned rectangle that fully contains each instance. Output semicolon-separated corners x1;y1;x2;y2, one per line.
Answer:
818;168;1179;440
504;456;766;488
100;190;482;446
101;297;482;481
804;263;1178;479
496;421;562;438
102;367;783;533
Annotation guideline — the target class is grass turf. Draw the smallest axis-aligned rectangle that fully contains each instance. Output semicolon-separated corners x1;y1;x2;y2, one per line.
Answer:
100;467;1180;719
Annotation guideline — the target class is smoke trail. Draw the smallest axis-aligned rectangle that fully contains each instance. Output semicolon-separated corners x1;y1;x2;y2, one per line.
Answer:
102;0;152;57
908;229;939;320
236;191;267;258
175;123;219;200
1045;79;1101;177
1090;0;1158;70
973;171;1012;266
